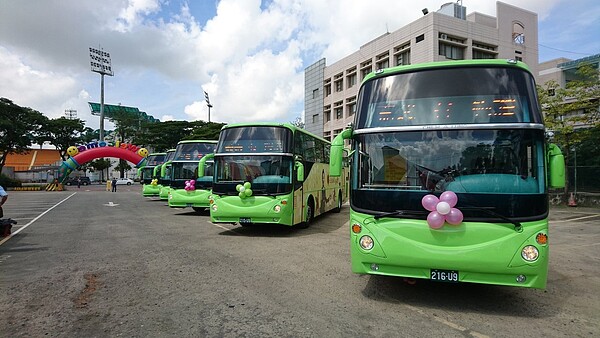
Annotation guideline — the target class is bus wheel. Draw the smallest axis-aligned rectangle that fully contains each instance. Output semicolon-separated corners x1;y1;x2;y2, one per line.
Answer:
334;191;342;213
298;198;314;229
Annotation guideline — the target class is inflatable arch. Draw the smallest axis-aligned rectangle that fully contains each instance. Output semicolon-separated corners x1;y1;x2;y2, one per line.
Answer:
58;145;148;184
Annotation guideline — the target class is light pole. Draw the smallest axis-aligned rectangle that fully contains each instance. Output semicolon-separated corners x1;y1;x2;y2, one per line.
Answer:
89;46;114;141
204;90;212;122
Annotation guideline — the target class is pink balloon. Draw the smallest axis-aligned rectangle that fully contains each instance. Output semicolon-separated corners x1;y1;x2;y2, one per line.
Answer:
422;194;439;212
446;208;464;225
439;191;458;207
427;211;445;229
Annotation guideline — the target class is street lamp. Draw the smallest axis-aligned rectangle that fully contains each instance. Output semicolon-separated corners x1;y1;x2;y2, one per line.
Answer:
204;90;212;122
89;46;114;141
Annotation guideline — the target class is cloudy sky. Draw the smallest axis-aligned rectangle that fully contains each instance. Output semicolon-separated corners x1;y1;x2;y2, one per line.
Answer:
1;0;599;131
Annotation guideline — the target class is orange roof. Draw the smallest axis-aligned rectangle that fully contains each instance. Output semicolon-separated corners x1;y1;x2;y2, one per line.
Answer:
4;149;62;171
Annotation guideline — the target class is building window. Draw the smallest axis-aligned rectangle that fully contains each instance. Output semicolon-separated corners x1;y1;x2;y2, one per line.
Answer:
323;131;331;142
416;34;425;43
347;73;356;88
333;129;343;138
439;43;464;60
312;114;318;123
512;22;525;45
324;79;331;97
312;88;319;99
515;56;523;62
376;52;389;70
335;107;343;119
395;50;410;66
472;41;497;59
473;50;496;59
324;105;331;122
334;101;343;119
360;59;372;79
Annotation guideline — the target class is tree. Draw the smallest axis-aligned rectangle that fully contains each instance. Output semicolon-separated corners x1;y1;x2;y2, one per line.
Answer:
36;117;86;161
87;158;111;182
187;121;225;140
537;63;600;193
110;107;144;177
134;120;196;152
290;116;305;129
0;98;48;174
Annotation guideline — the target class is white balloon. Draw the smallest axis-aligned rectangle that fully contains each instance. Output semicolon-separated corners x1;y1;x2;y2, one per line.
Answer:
436;201;451;215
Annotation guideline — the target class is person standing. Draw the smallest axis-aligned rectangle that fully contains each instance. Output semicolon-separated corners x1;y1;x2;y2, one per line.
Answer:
77;177;81;188
111;178;117;192
0;185;7;218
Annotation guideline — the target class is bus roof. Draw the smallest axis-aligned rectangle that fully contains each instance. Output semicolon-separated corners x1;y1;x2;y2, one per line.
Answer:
220;122;331;144
176;139;218;145
363;59;533;83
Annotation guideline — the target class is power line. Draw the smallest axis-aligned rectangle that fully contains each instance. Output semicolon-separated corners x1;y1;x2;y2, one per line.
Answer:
538;43;593;56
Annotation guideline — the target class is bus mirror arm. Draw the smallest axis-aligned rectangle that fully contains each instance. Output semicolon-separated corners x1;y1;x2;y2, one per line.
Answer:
330;128;353;177
295;161;304;182
198;153;215;177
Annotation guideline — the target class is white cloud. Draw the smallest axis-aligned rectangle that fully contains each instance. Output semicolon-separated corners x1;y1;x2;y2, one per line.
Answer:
0;0;584;131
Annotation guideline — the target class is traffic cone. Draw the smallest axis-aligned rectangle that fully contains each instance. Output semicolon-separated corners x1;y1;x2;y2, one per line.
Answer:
568;192;577;207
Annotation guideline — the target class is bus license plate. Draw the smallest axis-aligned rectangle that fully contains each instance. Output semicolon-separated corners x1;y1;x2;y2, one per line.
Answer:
430;269;459;282
239;218;251;224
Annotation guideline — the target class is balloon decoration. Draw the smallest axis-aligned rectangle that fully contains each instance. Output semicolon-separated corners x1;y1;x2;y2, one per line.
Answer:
421;191;463;229
236;182;253;198
151;179;158;186
184;179;196;191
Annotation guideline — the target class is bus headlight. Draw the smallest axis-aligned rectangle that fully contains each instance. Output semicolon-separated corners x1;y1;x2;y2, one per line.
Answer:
211;204;218;212
273;205;281;213
521;245;539;261
359;235;374;250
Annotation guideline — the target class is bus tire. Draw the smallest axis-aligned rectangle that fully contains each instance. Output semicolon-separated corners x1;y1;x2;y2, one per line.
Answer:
297;197;314;229
334;191;342;213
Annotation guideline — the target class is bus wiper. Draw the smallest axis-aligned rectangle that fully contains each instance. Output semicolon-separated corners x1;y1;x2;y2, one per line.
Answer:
460;206;522;232
374;210;427;220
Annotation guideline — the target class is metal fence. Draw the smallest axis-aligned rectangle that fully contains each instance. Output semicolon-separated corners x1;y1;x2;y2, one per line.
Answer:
567;166;600;193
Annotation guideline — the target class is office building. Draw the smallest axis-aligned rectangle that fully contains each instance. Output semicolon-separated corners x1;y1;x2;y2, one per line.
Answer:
304;1;538;139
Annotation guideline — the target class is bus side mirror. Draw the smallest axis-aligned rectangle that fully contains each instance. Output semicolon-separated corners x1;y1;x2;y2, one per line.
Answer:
198;153;215;177
548;143;565;188
295;161;304;182
329;129;353;177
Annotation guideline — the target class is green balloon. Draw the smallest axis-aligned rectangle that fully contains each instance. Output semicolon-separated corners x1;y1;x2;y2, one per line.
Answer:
236;184;242;191
239;191;245;198
245;189;252;197
243;182;251;189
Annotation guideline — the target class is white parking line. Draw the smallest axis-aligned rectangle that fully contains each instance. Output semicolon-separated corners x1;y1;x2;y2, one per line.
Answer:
0;193;77;246
551;214;600;223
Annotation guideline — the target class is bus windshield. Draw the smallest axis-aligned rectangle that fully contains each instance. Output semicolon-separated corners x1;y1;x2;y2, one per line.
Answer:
353;129;547;218
140;167;155;184
217;126;293;153
213;155;293;195
357;66;542;128
173;142;216;161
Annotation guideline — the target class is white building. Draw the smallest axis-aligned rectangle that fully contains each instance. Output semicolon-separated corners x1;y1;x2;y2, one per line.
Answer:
304;1;538;140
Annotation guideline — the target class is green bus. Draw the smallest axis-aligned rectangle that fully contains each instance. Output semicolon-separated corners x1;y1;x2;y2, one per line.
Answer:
157;149;176;200
168;140;217;212
140;152;166;197
206;123;347;227
329;59;565;289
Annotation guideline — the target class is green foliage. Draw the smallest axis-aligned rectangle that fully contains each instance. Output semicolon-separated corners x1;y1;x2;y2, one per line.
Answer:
134;120;196;151
88;158;111;182
290;116;305;129
0;98;48;174
114;159;132;173
36;117;86;161
0;173;21;188
537;62;600;192
187;121;225;140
